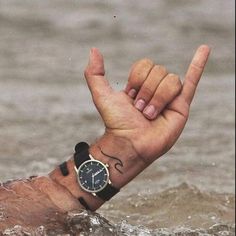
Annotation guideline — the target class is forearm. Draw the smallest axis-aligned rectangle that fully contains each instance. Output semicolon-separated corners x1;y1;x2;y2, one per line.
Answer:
49;133;147;211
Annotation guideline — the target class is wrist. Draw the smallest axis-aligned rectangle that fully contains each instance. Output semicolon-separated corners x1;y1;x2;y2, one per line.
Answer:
49;158;105;211
89;132;146;189
48;133;147;211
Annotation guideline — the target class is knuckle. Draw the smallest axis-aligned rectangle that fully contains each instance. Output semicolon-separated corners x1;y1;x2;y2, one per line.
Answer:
176;79;182;91
128;77;142;89
168;73;179;81
135;58;154;74
153;93;165;106
186;75;198;87
155;64;168;74
168;73;182;90
84;67;90;77
138;58;154;67
140;86;154;98
129;59;154;86
191;60;204;70
91;88;100;97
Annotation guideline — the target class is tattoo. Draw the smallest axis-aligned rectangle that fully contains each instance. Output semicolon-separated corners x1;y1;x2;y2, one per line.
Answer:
98;146;124;174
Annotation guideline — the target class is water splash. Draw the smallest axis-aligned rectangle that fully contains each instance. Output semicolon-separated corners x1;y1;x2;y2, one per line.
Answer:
0;183;234;235
1;210;235;236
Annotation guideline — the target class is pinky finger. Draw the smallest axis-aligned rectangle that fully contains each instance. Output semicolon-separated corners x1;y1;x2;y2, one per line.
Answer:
180;45;211;105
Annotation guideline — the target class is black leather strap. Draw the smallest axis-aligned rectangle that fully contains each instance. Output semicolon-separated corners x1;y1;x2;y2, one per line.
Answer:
96;183;120;201
59;142;89;176
75;142;89;154
59;161;69;176
74;142;90;169
78;197;91;211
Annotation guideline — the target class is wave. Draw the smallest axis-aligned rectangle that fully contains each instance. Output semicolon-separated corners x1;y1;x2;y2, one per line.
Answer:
0;183;234;235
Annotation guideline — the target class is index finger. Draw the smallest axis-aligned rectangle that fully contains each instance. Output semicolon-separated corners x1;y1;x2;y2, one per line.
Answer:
181;45;211;105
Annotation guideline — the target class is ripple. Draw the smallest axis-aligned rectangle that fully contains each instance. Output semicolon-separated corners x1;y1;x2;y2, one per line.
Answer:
0;184;234;235
1;212;235;236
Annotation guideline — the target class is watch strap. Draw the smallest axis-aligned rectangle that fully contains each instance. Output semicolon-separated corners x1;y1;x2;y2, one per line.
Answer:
74;142;90;169
96;183;120;201
59;142;89;175
75;142;89;154
78;197;91;211
59;161;69;176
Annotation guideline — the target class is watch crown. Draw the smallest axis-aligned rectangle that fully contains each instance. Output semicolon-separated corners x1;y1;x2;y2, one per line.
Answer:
105;164;109;168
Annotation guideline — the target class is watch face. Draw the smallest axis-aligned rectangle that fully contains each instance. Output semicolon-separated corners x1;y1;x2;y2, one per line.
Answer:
77;160;109;193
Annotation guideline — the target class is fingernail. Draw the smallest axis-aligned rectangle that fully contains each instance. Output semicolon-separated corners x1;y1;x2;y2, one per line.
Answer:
128;89;137;98
143;105;158;119
135;99;146;111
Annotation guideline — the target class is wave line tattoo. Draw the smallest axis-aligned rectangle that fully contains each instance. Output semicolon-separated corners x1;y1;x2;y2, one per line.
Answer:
98;146;124;174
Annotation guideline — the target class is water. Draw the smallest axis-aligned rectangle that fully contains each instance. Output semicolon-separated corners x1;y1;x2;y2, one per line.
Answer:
1;211;235;236
0;0;235;235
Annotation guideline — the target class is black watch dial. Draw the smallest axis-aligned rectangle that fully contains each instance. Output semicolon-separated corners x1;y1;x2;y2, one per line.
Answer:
77;160;109;193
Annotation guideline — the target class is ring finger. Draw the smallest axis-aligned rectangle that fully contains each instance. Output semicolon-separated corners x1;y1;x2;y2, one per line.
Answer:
143;73;182;120
134;65;168;111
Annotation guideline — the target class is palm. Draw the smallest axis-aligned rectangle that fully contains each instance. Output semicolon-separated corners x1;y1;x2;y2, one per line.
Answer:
98;90;188;161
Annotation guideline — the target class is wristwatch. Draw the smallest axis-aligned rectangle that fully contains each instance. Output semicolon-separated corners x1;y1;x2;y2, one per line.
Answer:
73;142;120;201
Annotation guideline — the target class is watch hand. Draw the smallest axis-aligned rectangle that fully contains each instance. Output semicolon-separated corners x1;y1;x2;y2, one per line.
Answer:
92;174;95;189
93;168;104;178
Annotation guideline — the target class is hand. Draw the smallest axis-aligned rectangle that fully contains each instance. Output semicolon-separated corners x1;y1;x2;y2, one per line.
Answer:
84;46;210;164
0;47;211;228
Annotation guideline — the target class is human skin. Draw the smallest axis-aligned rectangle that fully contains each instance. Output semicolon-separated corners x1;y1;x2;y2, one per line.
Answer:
0;45;210;230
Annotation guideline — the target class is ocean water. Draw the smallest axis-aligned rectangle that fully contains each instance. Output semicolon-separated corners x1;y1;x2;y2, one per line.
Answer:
0;0;235;235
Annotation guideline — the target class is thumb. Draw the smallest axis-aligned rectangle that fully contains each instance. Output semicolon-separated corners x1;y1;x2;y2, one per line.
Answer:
84;48;112;100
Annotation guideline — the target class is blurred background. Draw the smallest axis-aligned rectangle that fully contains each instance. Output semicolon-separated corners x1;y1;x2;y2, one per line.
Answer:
0;0;235;231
